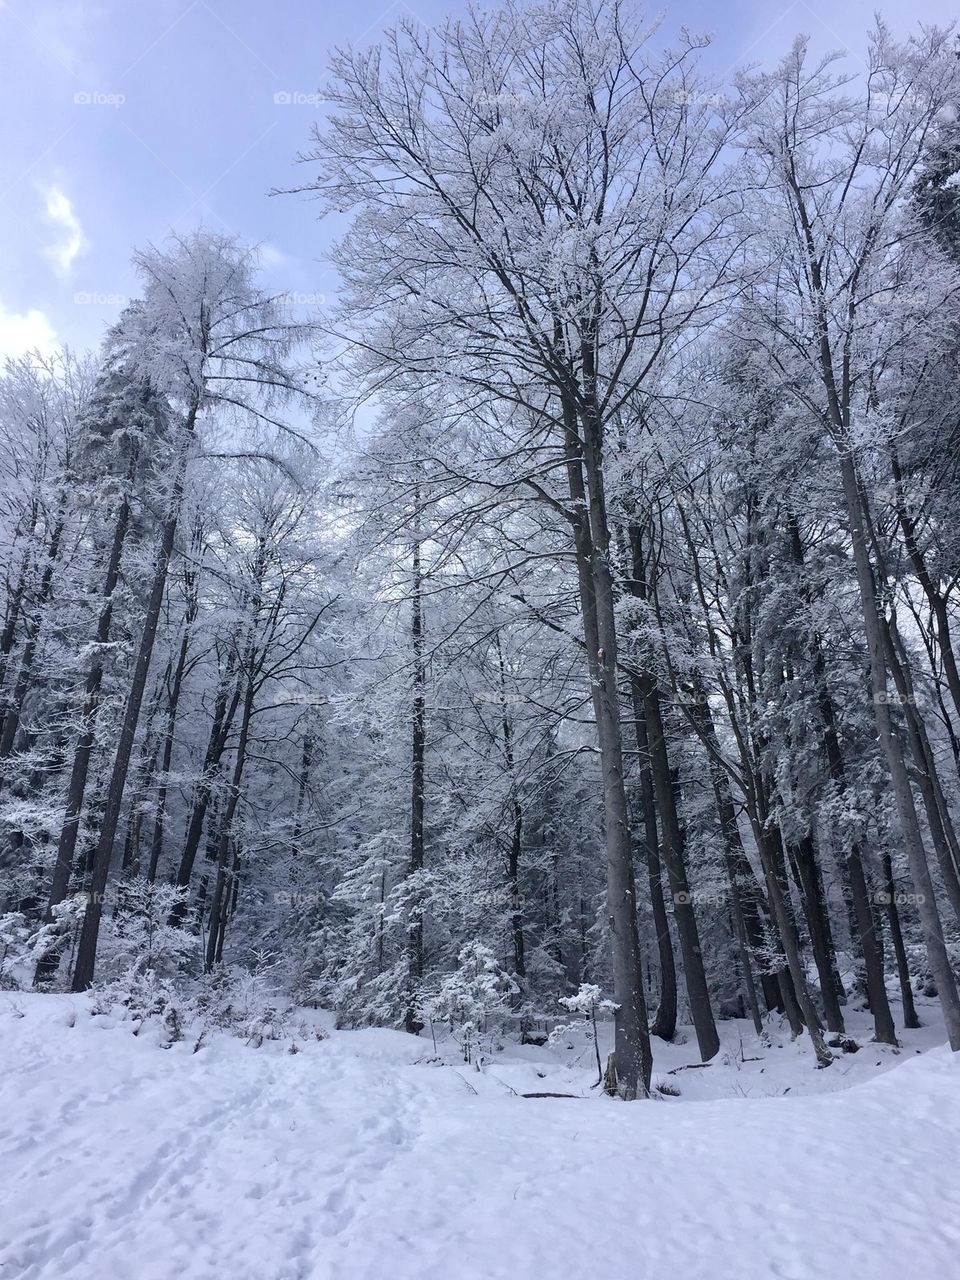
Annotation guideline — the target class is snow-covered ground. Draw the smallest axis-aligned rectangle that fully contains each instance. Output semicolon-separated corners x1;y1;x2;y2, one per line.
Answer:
1;992;958;1280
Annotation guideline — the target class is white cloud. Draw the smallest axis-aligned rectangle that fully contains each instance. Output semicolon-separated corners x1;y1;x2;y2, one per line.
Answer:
0;298;59;360
258;242;290;269
41;185;89;275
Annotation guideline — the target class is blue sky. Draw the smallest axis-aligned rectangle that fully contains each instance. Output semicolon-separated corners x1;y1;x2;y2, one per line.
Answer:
1;0;956;360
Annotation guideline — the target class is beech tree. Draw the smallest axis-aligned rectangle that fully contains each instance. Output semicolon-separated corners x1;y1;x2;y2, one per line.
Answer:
291;0;770;1093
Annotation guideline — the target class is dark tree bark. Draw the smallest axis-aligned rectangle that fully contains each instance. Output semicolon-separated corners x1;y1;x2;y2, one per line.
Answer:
567;378;651;1099
0;511;65;771
835;451;960;1048
630;678;677;1041
882;850;920;1030
495;633;526;982
404;532;426;1035
147;632;191;882
72;401;198;990
37;493;131;974
169;658;243;919
637;673;719;1061
890;445;960;732
788;513;898;1045
787;836;845;1034
204;658;256;971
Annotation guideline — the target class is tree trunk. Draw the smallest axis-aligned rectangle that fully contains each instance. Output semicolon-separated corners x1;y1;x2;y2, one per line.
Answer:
496;634;526;982
37;494;132;980
569;375;651;1098
0;513;65;771
204;664;256;970
788;836;845;1033
630;678;677;1041
147;632;191;881
790;513;898;1045
882;850;920;1031
169;660;242;920
72;403;197;991
837;450;960;1049
638;674;719;1061
404;532;426;1035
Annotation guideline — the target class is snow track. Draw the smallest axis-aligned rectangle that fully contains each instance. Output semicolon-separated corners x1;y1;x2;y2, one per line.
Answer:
1;996;959;1280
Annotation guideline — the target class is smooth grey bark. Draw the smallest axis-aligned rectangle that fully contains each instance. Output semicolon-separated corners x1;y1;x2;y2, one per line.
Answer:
881;615;960;925
566;379;651;1099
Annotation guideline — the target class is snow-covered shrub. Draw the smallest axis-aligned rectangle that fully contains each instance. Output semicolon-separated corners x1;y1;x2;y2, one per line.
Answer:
0;896;87;989
192;952;300;1047
331;955;411;1030
550;983;617;1082
0;912;33;989
96;879;199;981
91;965;188;1045
424;940;518;1065
88;953;324;1051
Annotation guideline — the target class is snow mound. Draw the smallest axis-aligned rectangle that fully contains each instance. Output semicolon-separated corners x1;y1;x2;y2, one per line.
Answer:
1;993;958;1280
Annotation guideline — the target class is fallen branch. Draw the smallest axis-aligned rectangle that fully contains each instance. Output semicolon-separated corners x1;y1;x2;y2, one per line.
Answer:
521;1091;583;1099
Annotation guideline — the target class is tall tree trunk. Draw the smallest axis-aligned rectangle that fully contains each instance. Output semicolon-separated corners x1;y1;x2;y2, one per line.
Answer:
787;836;845;1033
0;515;38;744
882;851;920;1031
890;446;960;731
38;494;132;968
758;822;833;1063
204;663;256;971
630;678;677;1041
72;403;197;991
147;632;191;882
836;451;960;1049
568;373;651;1098
638;674;719;1061
169;659;242;919
881;614;960;924
0;512;65;772
404;532;426;1034
789;513;898;1045
495;634;526;982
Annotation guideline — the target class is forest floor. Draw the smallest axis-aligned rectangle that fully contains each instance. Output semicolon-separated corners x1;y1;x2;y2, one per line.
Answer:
0;990;957;1280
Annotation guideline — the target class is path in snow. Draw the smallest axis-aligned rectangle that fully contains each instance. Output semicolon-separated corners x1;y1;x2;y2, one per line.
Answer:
1;994;958;1280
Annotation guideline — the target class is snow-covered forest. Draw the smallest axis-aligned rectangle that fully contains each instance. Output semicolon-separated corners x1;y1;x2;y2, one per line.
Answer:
3;1;960;1275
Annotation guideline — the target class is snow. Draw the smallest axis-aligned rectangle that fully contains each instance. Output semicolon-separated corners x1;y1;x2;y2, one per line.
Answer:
1;993;959;1280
